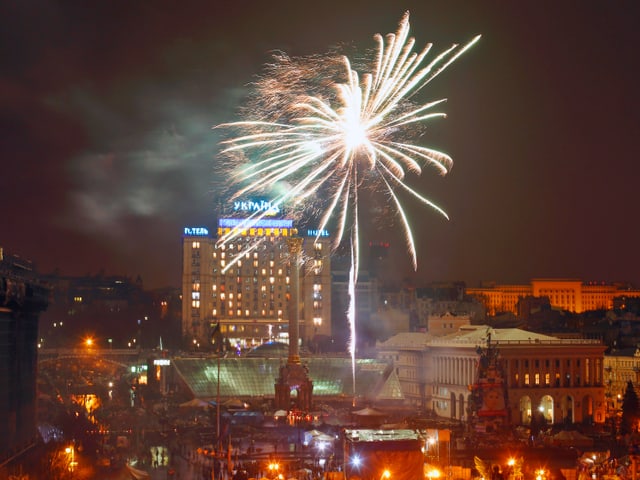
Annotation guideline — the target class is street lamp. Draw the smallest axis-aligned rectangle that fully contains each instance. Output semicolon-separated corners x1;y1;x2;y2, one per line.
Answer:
268;461;281;479
65;444;77;472
427;468;441;480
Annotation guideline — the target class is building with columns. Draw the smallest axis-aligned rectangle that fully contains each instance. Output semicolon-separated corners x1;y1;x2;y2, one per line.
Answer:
181;200;332;350
377;325;607;427
467;278;640;315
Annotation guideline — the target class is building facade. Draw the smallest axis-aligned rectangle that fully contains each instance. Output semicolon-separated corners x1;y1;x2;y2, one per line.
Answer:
467;279;640;315
0;249;49;465
181;206;332;350
603;347;640;416
378;326;607;427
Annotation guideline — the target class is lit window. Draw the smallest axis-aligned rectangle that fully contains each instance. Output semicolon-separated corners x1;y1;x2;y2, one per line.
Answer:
191;300;200;308
535;373;540;385
524;373;530;385
192;241;200;249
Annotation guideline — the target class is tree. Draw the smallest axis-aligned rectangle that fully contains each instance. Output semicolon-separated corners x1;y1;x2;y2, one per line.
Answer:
620;380;640;435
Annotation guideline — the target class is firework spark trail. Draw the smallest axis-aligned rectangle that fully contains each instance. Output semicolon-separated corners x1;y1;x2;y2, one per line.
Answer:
216;11;479;400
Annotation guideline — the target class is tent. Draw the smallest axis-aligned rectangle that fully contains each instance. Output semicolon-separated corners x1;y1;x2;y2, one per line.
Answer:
224;398;248;410
352;407;386;427
552;430;594;447
352;407;385;416
179;398;211;409
312;434;335;444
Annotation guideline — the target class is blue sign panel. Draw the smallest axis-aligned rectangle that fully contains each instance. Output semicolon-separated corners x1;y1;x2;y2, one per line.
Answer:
306;229;330;237
183;227;209;236
218;218;293;229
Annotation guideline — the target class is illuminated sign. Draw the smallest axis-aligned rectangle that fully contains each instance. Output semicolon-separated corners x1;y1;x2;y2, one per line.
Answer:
233;199;280;216
306;229;330;237
184;227;209;236
153;359;171;366
219;218;293;229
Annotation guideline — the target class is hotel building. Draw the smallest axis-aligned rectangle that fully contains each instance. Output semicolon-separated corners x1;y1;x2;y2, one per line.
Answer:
181;200;332;349
467;278;640;315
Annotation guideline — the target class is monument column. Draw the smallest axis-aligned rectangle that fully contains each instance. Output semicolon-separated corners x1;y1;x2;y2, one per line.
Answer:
274;235;313;412
287;236;303;364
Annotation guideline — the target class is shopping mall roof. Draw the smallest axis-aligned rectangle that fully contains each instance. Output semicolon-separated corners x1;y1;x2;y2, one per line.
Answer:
172;356;404;402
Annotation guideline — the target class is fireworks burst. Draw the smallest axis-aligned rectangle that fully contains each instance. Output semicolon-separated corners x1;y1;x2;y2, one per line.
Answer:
216;11;479;394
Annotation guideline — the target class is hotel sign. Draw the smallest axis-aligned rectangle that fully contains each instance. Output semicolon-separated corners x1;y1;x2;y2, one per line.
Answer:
233;199;280;216
183;227;209;236
306;229;330;237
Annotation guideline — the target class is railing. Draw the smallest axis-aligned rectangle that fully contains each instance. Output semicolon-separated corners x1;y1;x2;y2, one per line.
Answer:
38;348;143;361
431;337;602;346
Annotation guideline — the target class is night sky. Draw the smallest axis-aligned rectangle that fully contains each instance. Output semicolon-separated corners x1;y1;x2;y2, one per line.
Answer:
2;1;639;289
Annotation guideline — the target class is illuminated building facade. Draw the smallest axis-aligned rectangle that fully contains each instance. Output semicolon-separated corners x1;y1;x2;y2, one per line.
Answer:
181;201;332;349
378;326;607;427
603;347;640;416
467;278;640;315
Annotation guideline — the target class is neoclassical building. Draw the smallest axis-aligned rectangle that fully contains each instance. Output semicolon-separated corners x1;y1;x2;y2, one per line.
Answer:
467;278;640;315
377;325;607;426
